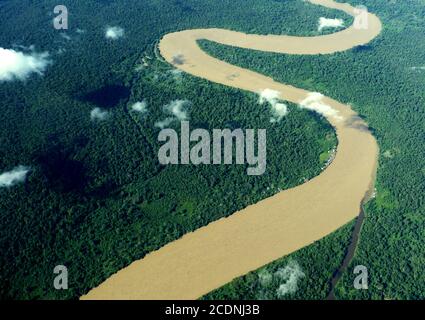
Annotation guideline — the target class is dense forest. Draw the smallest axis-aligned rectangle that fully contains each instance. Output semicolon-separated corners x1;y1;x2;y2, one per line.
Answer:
0;0;347;299
1;0;423;300
199;0;425;299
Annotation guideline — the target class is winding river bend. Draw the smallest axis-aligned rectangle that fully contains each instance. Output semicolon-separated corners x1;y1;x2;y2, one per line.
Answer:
82;0;382;300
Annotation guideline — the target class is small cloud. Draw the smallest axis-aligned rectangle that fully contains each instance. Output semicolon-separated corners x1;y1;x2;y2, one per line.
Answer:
299;92;343;122
383;150;394;159
0;47;51;82
60;33;72;41
131;100;148;113
154;117;175;129
270;103;289;123
170;69;182;76
0;166;30;188
155;99;190;128
105;26;125;40
318;17;344;32
410;66;425;71
12;44;35;51
90;107;109;121
166;99;189;120
76;28;85;34
259;89;288;123
259;88;280;105
275;260;305;297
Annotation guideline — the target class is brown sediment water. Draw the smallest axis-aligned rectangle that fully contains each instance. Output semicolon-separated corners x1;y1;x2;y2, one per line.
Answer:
82;0;382;300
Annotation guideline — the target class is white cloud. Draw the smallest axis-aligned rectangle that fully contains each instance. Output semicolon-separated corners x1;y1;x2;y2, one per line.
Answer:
131;100;148;113
0;166;30;188
299;92;343;122
60;33;72;41
167;99;189;120
154;117;175;129
259;89;288;123
0;48;50;82
318;17;344;32
411;66;425;71
90;107;109;121
270;103;289;123
259;88;280;105
13;44;35;51
105;26;125;40
275;260;305;297
155;100;190;128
